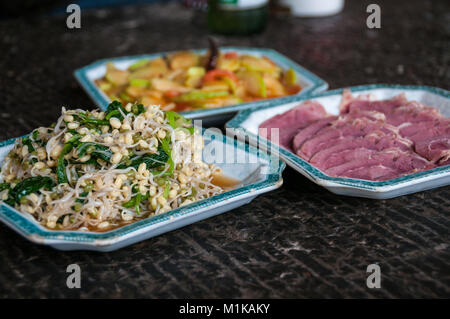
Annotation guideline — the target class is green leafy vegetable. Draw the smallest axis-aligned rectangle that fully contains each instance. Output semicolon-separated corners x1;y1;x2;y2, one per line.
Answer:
57;214;71;224
8;176;55;204
105;100;127;121
104;101;145;121
131;103;145;116
160;137;174;176
123;192;148;215
57;135;82;184
22;137;35;153
105;109;121;120
0;183;11;192
81;118;110;126
32;130;39;141
77;142;112;162
117;146;169;170
75;113;110;126
75;191;89;204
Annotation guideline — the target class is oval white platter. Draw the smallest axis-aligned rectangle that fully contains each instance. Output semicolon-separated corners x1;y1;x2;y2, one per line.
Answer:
226;84;450;199
74;47;328;125
0;130;285;251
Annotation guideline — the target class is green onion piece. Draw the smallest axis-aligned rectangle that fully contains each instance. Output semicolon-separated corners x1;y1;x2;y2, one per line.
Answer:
129;59;149;70
130;79;149;88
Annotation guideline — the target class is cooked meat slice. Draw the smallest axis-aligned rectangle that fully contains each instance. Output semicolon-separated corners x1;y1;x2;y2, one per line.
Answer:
387;101;443;126
398;119;443;137
439;155;450;166
346;109;387;122
339;89;376;113
340;165;400;181
297;117;400;160
291;116;337;151
310;131;412;168
406;120;450;143
415;136;450;163
341;93;408;115
315;147;375;171
259;100;327;150
324;148;432;177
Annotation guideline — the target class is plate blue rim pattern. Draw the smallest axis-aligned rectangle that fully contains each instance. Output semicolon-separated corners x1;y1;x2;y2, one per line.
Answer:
226;84;450;191
73;47;328;118
0;132;286;243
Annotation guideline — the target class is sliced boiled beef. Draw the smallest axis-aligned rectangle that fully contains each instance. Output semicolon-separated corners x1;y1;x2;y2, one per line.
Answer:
346;109;387;122
386;101;442;126
310;131;413;169
297;117;400;160
258;90;449;181
339;89;376;113
414;136;450;163
398;118;445;137
291;116;337;151
259;101;327;150
314;147;375;171
340;165;400;181
325;148;432;177
439;156;450;166
402;119;450;164
406;121;450;142
341;92;408;115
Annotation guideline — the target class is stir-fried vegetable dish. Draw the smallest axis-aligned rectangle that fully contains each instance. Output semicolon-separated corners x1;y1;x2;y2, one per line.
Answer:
95;40;301;112
0;102;223;231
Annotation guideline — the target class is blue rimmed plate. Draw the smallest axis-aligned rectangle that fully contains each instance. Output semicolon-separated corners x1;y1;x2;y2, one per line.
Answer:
0;131;285;251
74;47;328;124
226;84;450;199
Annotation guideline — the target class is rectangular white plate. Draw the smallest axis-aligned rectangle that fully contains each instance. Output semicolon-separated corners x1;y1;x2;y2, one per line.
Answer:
226;84;450;199
74;47;328;125
0;131;285;251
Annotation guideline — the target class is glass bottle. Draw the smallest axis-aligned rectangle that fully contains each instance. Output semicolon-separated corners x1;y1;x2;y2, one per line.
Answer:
207;0;269;35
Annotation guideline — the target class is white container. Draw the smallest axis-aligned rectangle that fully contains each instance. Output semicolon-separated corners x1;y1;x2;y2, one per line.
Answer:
280;0;345;17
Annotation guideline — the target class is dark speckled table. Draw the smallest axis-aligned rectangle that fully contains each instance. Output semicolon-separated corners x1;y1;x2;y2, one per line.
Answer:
0;0;449;298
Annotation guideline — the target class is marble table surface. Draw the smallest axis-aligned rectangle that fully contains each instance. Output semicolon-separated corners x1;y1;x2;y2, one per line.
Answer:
0;0;448;298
